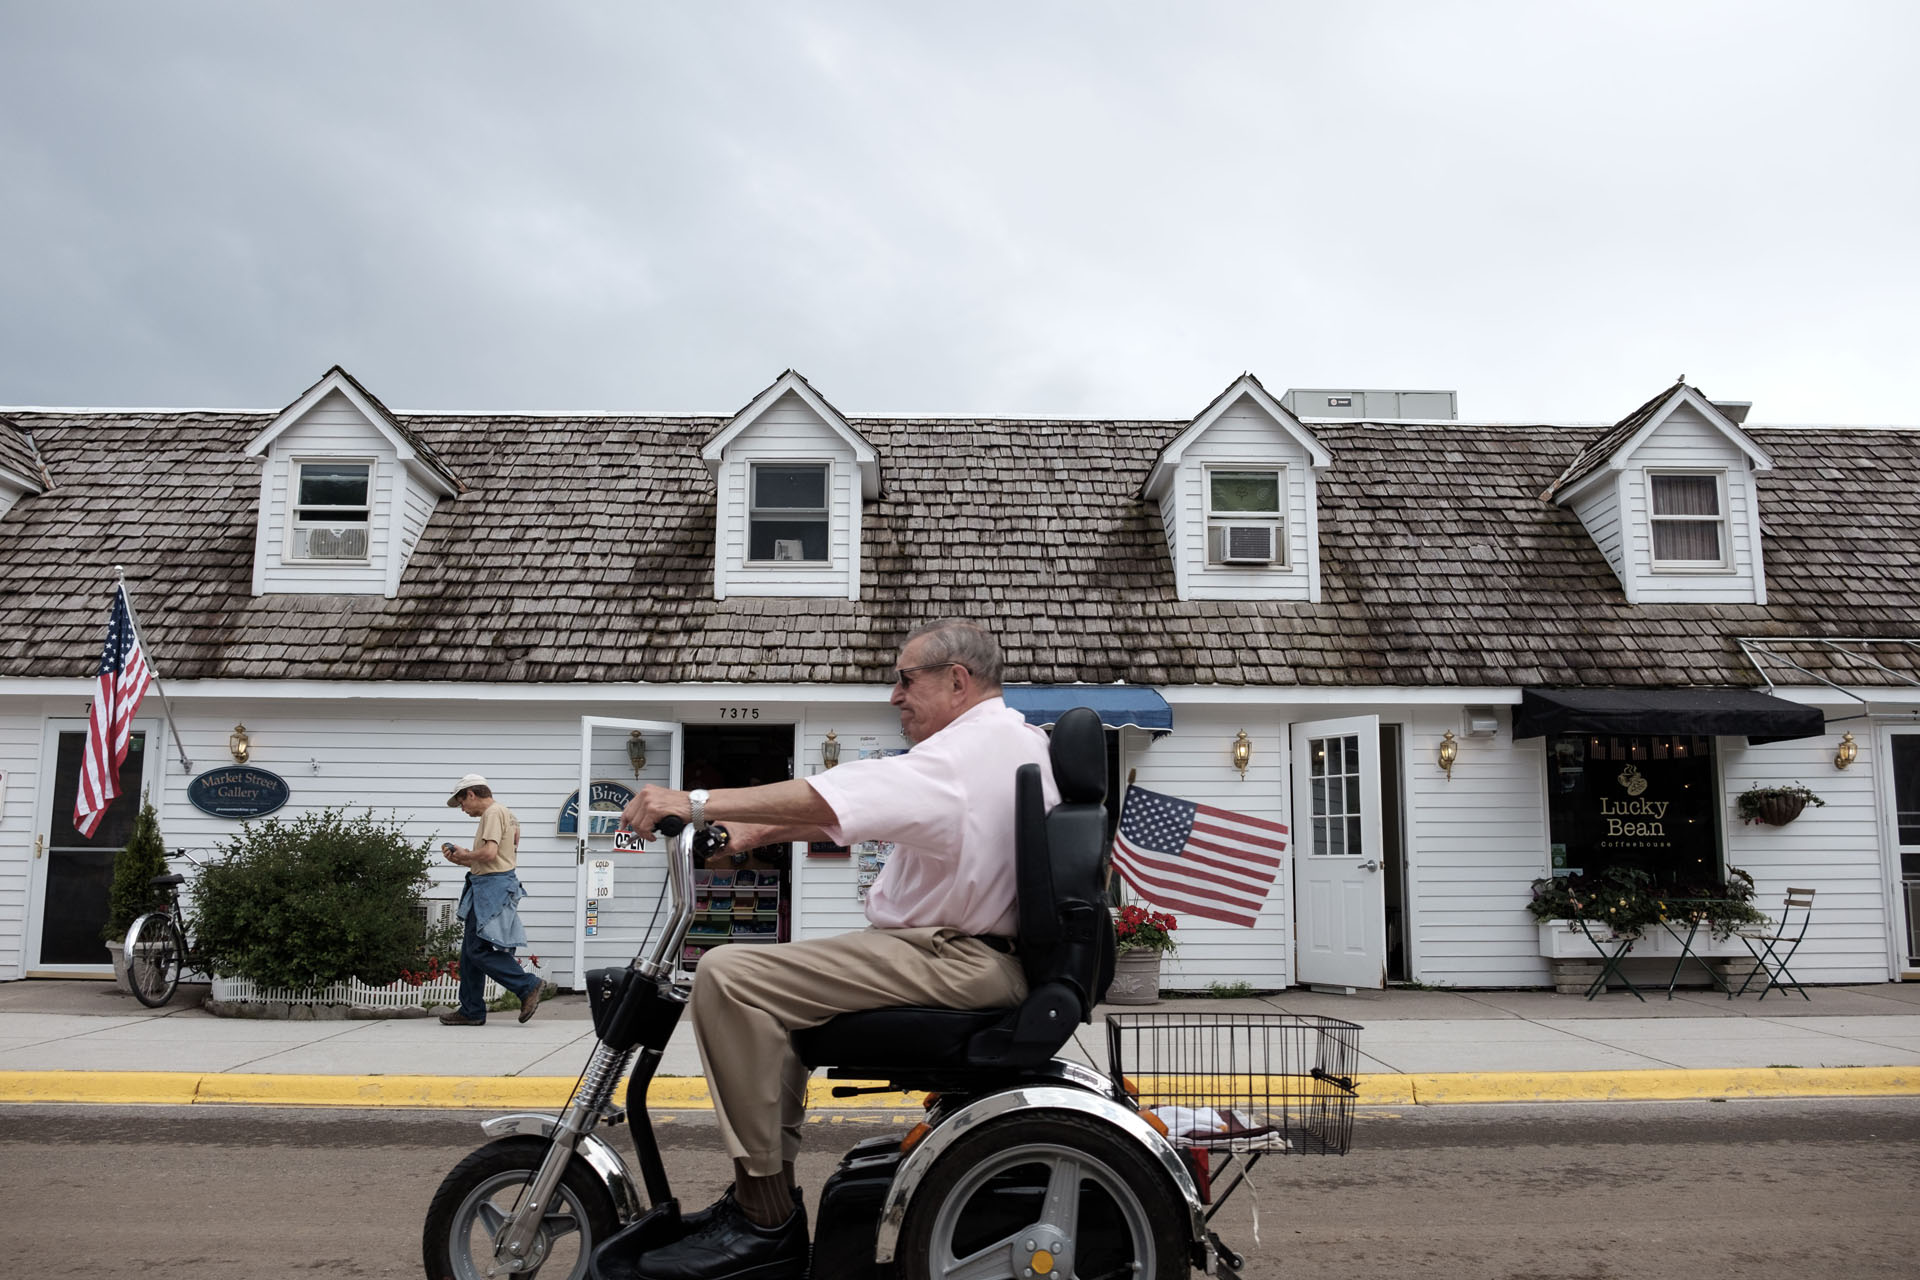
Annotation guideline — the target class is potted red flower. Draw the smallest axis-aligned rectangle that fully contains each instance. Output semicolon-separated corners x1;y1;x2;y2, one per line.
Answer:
1110;904;1178;1006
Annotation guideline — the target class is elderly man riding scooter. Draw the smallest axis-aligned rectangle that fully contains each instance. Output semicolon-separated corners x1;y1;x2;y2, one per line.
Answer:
619;619;1059;1280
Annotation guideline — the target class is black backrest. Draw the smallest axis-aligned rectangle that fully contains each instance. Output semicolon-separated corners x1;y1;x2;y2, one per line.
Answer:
1013;706;1116;1014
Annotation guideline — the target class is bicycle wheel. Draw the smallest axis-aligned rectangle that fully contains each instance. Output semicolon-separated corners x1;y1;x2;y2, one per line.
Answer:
125;912;183;1008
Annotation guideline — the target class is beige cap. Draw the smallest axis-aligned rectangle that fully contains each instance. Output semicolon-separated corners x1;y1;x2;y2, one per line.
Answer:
447;773;489;807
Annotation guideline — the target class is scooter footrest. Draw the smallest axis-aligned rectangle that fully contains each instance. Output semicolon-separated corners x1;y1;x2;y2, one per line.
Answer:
591;1201;690;1280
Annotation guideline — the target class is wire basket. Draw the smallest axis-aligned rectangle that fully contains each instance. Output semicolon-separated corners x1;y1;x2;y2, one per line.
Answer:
1106;1013;1362;1156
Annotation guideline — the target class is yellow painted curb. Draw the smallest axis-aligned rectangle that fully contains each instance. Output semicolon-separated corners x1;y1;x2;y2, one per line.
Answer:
0;1070;200;1105
1405;1066;1920;1104
3;1067;1916;1109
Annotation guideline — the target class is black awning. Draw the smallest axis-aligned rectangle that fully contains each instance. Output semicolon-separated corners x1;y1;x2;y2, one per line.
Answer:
1513;687;1826;744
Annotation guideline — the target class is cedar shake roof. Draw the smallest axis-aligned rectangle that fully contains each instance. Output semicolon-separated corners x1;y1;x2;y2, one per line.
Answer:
1;405;1917;688
1540;380;1687;501
0;417;47;492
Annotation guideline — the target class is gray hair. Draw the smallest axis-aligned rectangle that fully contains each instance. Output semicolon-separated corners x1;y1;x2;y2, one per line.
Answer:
905;619;1004;689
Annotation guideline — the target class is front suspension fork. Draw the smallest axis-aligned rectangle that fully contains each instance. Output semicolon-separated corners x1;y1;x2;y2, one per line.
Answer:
493;1040;639;1269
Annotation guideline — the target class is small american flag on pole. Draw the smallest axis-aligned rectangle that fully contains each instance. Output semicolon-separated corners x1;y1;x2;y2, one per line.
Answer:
1111;784;1287;928
74;586;154;838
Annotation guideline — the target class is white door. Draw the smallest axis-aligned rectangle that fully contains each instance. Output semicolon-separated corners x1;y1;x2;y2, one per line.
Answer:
575;717;682;983
1291;716;1387;990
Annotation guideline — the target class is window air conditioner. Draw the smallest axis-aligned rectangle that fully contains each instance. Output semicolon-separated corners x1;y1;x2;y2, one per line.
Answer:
414;898;460;936
773;539;806;562
1215;524;1277;565
296;524;369;560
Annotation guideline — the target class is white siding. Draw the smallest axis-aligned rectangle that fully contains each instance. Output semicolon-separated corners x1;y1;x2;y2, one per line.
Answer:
1621;405;1762;604
791;711;910;941
1171;397;1316;603
1402;707;1554;987
256;390;399;596
1127;706;1292;989
1570;482;1626;586
1723;722;1890;984
388;472;439;595
717;392;858;600
0;706;43;978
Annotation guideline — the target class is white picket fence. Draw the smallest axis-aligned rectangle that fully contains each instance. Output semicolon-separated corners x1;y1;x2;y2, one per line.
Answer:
211;973;504;1010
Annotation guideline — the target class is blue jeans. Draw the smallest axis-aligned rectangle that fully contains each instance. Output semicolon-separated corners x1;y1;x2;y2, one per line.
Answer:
458;908;540;1020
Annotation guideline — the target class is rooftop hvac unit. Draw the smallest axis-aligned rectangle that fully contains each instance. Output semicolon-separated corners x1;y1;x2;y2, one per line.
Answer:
1213;524;1277;565
295;524;369;560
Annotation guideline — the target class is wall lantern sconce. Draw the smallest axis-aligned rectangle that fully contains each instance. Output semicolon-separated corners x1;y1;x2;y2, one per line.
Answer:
228;723;251;765
1835;731;1857;771
821;730;841;769
1232;730;1252;780
1437;730;1458;780
626;731;647;777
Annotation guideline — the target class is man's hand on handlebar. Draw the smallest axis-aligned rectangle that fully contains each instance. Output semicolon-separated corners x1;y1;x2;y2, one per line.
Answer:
621;785;691;839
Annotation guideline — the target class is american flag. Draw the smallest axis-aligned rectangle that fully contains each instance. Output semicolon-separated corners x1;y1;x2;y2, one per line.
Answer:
73;587;154;838
1111;784;1287;928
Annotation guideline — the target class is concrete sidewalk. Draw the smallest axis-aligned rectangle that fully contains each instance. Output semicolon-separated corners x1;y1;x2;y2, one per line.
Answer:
2;978;1918;1108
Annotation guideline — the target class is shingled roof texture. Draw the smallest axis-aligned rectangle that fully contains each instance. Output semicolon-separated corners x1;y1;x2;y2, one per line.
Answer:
1;409;1916;688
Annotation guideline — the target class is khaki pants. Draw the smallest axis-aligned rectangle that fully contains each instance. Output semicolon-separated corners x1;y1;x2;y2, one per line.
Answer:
691;927;1027;1175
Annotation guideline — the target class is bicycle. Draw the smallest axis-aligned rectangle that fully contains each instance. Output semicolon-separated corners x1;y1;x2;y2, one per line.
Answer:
124;850;201;1009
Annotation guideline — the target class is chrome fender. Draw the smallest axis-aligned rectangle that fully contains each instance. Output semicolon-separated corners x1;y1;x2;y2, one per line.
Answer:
872;1086;1208;1265
481;1112;645;1225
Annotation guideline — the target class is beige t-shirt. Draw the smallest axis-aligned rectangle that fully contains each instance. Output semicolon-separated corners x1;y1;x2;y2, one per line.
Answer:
471;802;521;874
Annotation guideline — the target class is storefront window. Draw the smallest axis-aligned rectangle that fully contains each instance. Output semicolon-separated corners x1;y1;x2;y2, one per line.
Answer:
1545;733;1720;885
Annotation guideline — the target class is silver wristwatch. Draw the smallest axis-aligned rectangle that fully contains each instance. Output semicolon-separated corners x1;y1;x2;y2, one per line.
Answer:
688;789;710;831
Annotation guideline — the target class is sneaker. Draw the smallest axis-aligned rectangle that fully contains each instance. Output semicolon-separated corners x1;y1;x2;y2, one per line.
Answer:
438;1011;484;1026
518;987;543;1023
634;1197;808;1280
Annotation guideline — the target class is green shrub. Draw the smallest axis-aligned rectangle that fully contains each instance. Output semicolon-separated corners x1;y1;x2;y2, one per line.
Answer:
103;791;169;945
191;809;433;990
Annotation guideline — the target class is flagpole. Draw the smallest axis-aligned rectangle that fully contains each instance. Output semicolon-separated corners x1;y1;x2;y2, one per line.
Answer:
113;567;194;773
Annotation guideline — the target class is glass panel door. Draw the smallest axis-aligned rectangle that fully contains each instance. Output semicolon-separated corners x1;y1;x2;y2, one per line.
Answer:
1892;733;1920;971
40;730;147;965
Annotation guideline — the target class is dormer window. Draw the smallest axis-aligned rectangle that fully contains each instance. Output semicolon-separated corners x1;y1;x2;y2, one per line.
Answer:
1205;466;1286;567
1649;471;1727;570
288;459;372;562
748;463;829;563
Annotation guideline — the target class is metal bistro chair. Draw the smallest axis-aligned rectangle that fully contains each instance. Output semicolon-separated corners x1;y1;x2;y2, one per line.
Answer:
1733;887;1816;1001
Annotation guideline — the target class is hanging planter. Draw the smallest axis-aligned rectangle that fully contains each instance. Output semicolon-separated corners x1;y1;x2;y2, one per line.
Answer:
1736;784;1824;827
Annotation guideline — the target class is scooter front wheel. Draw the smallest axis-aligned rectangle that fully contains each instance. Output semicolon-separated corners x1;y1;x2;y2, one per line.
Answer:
424;1136;618;1280
896;1110;1190;1280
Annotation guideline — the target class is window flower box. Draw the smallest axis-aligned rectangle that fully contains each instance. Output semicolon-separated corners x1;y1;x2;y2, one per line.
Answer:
1538;920;1629;959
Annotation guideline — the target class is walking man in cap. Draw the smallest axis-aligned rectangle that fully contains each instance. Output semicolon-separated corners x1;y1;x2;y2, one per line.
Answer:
440;774;544;1026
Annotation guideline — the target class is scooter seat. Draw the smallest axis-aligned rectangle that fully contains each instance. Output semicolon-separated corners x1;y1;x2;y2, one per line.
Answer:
793;1005;1014;1070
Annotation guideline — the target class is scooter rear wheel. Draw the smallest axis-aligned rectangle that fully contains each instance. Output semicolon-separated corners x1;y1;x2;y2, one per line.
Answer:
896;1110;1190;1280
423;1135;618;1280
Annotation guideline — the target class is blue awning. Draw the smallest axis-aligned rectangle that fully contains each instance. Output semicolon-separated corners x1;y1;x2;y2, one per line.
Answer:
1002;686;1173;736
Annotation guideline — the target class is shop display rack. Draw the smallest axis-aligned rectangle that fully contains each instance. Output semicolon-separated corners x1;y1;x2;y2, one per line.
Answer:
684;867;788;968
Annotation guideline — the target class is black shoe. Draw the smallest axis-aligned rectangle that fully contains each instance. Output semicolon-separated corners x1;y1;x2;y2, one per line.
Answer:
679;1187;804;1236
634;1196;808;1280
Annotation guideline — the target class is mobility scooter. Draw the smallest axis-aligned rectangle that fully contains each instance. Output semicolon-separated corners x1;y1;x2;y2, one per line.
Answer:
423;707;1359;1280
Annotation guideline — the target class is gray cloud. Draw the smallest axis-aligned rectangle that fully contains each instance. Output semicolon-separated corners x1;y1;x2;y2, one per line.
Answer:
3;1;1915;424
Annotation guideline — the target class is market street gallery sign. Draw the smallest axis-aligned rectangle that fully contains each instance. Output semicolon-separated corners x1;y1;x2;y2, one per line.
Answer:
186;766;291;819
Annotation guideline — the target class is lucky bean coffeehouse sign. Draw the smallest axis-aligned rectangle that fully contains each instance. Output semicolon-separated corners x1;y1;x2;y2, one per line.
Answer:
1547;734;1716;878
187;766;291;819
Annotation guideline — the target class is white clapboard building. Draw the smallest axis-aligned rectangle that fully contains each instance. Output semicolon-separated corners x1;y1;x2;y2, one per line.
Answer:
2;367;1917;990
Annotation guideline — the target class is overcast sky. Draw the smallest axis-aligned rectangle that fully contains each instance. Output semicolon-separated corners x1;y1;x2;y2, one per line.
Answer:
2;2;1914;424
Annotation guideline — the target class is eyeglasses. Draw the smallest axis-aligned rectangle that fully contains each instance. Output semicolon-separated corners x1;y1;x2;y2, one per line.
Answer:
893;661;963;690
